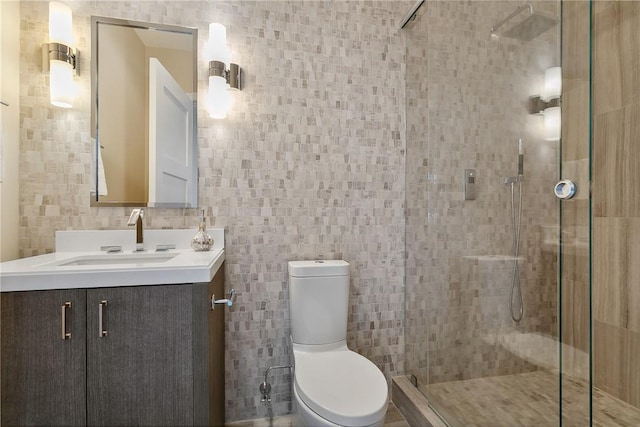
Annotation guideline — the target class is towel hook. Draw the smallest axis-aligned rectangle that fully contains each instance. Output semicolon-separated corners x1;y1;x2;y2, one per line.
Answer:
210;289;236;310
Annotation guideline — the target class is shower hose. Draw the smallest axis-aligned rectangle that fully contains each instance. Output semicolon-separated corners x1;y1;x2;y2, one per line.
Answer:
509;180;524;322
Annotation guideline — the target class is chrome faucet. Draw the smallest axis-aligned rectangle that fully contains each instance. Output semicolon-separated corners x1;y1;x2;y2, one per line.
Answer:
127;208;145;252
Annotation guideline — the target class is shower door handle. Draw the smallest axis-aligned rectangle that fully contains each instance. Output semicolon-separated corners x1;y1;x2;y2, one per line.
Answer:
554;179;576;200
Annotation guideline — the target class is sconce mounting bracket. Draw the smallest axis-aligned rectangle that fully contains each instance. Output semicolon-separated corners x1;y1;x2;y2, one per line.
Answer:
208;60;242;90
529;95;560;114
42;42;79;76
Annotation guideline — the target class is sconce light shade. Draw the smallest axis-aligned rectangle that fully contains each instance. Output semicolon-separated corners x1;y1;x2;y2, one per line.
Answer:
207;23;241;119
529;66;561;141
208;23;230;67
208;76;232;119
49;1;72;45
544;106;561;141
43;1;78;108
49;60;74;108
543;66;562;101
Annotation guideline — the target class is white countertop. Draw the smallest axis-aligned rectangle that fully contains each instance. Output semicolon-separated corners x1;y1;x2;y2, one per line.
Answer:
0;228;225;292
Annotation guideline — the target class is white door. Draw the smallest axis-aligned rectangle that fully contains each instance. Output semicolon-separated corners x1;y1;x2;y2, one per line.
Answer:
148;57;196;207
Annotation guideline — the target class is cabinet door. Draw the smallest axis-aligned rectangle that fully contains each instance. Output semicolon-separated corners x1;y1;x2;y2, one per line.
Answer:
1;289;87;426
86;285;195;426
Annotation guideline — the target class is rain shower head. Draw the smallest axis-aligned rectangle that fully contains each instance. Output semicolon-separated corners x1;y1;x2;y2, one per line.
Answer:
503;14;557;41
490;4;557;41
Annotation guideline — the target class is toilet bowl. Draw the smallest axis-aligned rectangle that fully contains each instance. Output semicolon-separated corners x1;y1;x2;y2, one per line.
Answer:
293;341;388;427
288;260;388;427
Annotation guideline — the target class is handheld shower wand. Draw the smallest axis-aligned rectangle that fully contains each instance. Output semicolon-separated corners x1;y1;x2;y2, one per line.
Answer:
518;138;524;176
504;138;524;322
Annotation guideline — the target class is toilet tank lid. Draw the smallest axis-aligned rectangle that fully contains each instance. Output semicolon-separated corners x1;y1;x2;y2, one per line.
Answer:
288;260;349;277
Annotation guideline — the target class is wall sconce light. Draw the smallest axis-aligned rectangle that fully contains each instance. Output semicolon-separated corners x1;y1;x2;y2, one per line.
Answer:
529;66;561;141
41;1;78;108
206;23;242;119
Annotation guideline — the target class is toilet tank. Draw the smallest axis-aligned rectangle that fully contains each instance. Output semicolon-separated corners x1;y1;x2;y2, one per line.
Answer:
288;260;350;345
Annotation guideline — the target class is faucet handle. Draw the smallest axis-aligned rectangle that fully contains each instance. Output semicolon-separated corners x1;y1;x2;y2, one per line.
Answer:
127;209;139;225
127;208;145;226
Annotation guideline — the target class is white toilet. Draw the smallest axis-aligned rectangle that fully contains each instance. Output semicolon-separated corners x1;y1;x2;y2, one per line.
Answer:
288;260;388;427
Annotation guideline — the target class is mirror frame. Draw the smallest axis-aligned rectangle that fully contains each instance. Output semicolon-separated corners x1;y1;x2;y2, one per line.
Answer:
90;16;198;208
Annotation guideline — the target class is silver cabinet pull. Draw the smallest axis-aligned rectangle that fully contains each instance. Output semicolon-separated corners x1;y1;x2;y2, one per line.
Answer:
99;300;108;337
61;301;72;340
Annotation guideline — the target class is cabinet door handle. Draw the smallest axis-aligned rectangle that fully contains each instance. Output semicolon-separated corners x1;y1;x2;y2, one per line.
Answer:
98;300;108;337
61;301;72;340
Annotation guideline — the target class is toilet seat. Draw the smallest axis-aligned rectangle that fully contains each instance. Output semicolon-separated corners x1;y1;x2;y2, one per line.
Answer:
293;343;388;427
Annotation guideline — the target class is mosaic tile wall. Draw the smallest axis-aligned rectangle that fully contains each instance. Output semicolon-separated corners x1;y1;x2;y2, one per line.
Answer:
18;1;410;421
405;0;560;387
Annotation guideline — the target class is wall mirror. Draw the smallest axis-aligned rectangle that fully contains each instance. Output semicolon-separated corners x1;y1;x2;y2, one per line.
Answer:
91;16;198;208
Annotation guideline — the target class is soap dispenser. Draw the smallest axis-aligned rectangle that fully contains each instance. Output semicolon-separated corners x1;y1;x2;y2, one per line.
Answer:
191;209;213;251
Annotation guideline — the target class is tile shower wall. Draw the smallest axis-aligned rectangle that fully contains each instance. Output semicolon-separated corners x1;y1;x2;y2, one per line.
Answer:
18;1;409;421
405;0;559;387
592;0;640;410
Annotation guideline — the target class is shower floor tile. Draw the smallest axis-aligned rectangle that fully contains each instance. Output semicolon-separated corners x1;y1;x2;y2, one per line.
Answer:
423;370;640;427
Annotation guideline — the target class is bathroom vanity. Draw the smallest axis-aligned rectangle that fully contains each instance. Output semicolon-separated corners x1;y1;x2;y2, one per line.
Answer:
0;229;226;426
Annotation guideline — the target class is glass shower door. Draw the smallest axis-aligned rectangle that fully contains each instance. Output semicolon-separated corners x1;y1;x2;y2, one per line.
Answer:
558;1;591;425
404;0;640;425
404;1;564;425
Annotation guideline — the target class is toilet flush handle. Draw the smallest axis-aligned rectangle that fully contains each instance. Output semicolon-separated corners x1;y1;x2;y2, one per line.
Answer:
210;289;236;311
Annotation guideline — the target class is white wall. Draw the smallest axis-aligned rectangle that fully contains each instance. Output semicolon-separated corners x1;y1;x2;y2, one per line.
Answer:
0;0;20;262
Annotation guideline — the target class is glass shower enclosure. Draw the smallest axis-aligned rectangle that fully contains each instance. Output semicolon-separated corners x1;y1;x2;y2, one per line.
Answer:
404;0;640;425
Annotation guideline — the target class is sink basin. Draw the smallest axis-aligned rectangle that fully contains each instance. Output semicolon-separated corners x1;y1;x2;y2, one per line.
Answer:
53;253;177;267
0;228;226;292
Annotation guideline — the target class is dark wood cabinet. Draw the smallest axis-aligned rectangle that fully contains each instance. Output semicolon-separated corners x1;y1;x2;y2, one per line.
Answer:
1;289;87;426
1;264;225;427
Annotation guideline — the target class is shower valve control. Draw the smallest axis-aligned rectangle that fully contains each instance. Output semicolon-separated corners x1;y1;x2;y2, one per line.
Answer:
464;169;476;200
554;179;577;200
